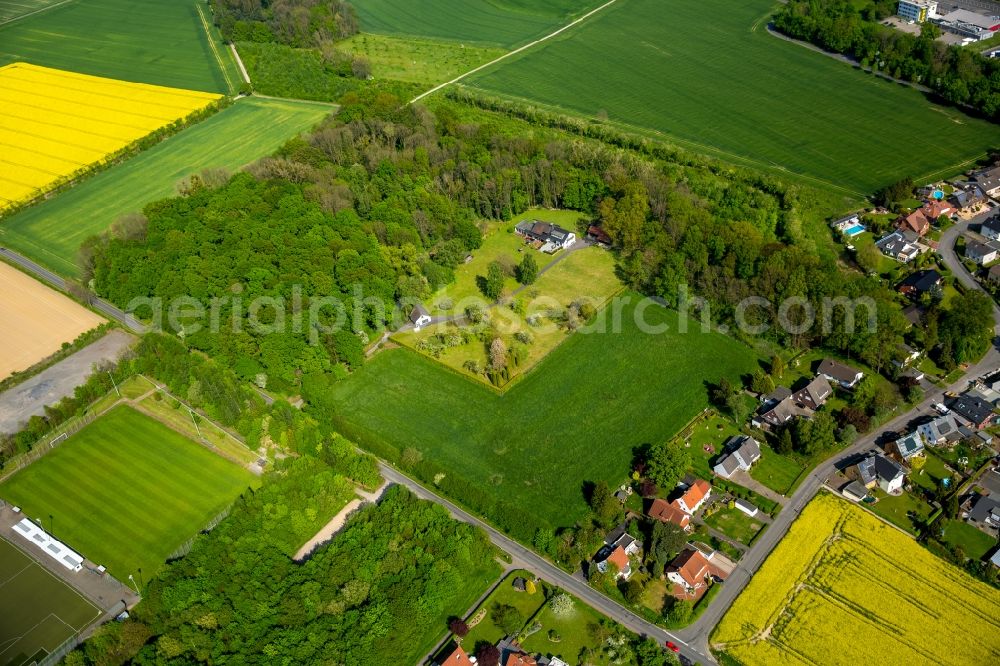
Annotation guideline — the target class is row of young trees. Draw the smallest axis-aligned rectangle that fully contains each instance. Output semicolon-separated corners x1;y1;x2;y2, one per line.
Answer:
774;0;1000;119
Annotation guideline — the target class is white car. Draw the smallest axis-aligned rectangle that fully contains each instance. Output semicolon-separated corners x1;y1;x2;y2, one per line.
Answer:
933;403;950;415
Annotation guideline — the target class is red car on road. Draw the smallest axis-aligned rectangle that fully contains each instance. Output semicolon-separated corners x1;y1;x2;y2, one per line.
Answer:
665;641;680;653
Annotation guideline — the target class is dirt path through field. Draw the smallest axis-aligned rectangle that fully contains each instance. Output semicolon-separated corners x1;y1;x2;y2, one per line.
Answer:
292;481;388;561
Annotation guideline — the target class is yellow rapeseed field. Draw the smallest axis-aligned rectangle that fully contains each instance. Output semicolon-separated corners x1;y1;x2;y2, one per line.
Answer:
713;493;1000;665
0;62;220;212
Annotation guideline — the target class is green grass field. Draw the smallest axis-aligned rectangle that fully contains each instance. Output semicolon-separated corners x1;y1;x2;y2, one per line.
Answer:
0;0;63;24
0;537;100;666
940;519;997;560
331;294;760;530
703;505;765;545
463;571;546;649
0;0;239;92
0;97;330;277
467;0;1000;195
352;0;601;47
0;406;256;579
340;33;506;85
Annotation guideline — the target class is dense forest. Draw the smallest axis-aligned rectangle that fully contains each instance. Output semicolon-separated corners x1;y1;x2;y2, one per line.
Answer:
211;0;359;46
67;475;500;665
87;94;915;387
774;0;1000;119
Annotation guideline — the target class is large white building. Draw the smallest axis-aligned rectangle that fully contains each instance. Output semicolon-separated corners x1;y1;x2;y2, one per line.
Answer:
897;0;937;23
934;9;1000;41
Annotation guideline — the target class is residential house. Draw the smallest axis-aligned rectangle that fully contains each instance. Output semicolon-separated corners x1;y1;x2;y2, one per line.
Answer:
893;343;921;369
850;453;906;494
752;377;831;430
410;303;432;330
817;358;865;388
648;498;691;530
920;199;955;221
898;209;931;237
436;645;477;666
890;431;925;461
713;435;762;478
514;220;576;253
876;230;921;262
792;375;833;411
735;498;759;517
602;527;642;555
917;414;961;446
968;495;1000;528
896;270;942;300
902;304;924;327
981;215;1000;242
965;239;1000;265
971;165;1000;197
951;394;996;430
950;186;987;211
666;548;711;593
991;550;1000;568
538;658;569;666
675;479;711;514
830;213;865;236
595;544;632;580
504;653;538;666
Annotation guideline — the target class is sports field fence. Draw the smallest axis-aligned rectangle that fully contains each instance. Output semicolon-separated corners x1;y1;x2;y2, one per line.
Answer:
0;412;98;483
38;632;81;666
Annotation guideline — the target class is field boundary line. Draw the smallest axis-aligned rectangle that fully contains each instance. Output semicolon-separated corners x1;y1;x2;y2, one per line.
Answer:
195;1;235;94
409;0;621;104
0;0;75;27
231;44;251;84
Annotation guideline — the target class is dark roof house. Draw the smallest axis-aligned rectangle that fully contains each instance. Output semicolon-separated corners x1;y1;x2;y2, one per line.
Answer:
896;270;942;299
817;358;864;388
713;435;762;478
792;375;833;411
952;394;995;430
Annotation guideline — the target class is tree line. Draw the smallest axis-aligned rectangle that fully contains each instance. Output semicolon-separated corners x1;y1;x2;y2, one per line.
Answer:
774;0;1000;120
211;0;359;46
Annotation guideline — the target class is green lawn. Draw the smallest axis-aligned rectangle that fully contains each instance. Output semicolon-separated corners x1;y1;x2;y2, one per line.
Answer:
910;453;953;492
867;489;934;535
0;97;330;277
0;537;101;666
331;294;760;538
940;520;996;560
0;406;256;579
749;449;804;496
0;0;239;92
467;0;1000;195
352;0;603;47
519;590;614;665
340;33;506;85
463;570;546;650
703;505;765;545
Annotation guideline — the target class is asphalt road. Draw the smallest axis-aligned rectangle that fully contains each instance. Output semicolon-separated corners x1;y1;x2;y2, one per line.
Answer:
0;247;146;333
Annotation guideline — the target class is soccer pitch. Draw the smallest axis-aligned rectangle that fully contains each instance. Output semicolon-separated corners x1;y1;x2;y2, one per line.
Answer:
0;537;100;666
0;406;256;579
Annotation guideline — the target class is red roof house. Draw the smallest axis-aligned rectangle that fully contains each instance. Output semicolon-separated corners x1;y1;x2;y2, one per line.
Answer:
898;210;930;237
504;653;537;666
648;498;691;529
437;644;475;666
675;479;711;514
666;548;711;591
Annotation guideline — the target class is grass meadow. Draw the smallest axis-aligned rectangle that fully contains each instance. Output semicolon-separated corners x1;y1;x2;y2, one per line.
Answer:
467;0;1000;195
0;0;239;92
0;0;64;24
352;0;602;47
340;33;505;86
0;406;256;579
0;97;330;277
330;295;760;532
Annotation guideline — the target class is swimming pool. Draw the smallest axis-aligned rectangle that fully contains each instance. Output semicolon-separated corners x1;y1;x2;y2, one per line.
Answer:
932;189;944;200
843;224;866;236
